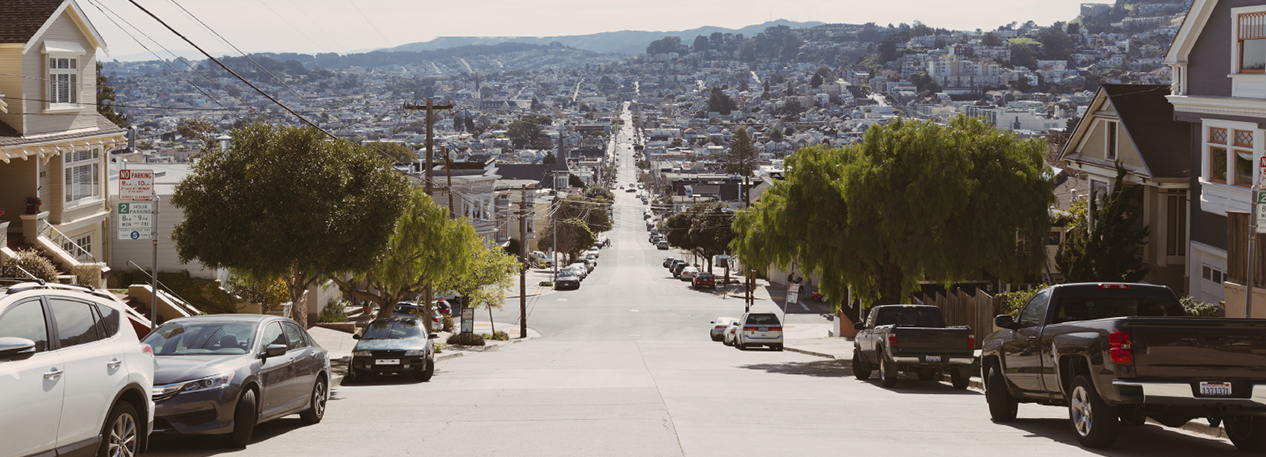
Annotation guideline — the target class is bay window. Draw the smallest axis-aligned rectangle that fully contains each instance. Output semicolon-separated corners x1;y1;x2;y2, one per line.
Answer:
64;149;100;204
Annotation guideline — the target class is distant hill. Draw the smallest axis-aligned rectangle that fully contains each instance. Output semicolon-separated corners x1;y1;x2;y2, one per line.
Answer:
390;20;825;55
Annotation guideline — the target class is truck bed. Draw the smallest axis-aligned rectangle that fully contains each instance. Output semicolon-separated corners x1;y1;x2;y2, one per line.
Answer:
1130;317;1266;380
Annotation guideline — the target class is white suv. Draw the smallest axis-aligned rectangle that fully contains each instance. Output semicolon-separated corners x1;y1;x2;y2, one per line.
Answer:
0;279;154;457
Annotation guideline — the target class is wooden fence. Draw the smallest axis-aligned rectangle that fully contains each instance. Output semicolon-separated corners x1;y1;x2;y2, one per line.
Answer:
917;288;1006;347
1227;211;1266;288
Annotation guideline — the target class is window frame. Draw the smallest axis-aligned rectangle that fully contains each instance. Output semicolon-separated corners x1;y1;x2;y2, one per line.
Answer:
1237;10;1266;74
64;148;101;206
1105;120;1118;161
45;55;80;109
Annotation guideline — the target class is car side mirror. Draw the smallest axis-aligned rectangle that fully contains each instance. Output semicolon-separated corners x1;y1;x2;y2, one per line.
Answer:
853;322;865;330
352;333;362;340
428;334;440;339
262;343;287;358
995;314;1016;329
0;337;36;361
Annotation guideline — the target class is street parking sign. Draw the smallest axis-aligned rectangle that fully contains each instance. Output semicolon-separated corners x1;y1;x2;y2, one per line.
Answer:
117;202;153;240
119;169;154;201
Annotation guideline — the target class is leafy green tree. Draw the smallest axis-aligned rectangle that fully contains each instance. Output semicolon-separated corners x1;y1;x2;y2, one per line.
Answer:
442;238;518;334
707;87;737;115
557;195;612;233
538;218;596;263
369;142;417;163
664;202;735;272
731;116;1052;322
1055;164;1150;282
177;118;217;151
769;127;784;143
981;32;1003;47
1010;43;1038;69
330;187;477;320
96;62;127;128
542;151;556;164
506;116;552;149
172;123;410;327
726;127;758;177
1037;26;1075;61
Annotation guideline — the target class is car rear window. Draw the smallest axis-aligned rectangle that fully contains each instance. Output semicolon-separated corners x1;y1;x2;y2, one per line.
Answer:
1052;289;1185;323
874;308;945;327
745;314;780;325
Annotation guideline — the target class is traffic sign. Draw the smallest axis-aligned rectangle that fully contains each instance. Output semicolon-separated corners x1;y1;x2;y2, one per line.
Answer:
119;169;154;201
787;282;800;304
461;308;474;334
117;202;153;240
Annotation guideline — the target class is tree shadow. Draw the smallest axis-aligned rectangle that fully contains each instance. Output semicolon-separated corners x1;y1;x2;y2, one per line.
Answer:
852;375;984;395
739;359;854;378
996;417;1236;456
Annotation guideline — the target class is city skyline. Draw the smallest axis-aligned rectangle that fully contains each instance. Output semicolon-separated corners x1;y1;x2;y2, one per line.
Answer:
82;0;1093;60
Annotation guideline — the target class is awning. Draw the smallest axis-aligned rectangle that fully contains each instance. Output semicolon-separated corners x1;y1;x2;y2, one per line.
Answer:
43;40;87;55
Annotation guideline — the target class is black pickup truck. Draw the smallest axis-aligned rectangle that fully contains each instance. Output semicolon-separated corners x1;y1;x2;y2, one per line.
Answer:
981;282;1266;451
852;305;976;389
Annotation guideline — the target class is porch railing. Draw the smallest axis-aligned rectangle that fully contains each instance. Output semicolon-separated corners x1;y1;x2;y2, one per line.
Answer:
39;220;97;263
126;260;197;315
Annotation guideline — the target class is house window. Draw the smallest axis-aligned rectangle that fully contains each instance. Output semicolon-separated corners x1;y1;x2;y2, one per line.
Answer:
64;149;100;204
1106;121;1118;161
1237;149;1255;187
1240;12;1266;72
1236;129;1255;148
62;234;92;261
47;57;77;105
1211;147;1229;183
1091;179;1110;207
1166;194;1187;257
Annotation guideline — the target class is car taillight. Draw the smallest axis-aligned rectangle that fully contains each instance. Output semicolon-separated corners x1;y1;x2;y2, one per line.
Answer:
141;343;153;355
1109;331;1133;364
888;334;898;348
769;326;782;332
743;326;758;332
1099;283;1131;289
968;333;976;348
714;325;723;329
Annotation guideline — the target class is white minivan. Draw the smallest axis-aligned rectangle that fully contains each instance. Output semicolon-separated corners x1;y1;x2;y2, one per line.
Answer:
0;280;155;457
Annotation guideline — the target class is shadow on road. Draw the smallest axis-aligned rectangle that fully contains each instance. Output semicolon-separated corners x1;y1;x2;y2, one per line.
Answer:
146;418;312;456
854;377;983;395
995;417;1235;456
739;359;853;378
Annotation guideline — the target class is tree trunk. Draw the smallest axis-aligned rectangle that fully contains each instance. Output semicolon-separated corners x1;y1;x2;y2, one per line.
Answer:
289;277;309;328
876;261;906;307
488;306;495;335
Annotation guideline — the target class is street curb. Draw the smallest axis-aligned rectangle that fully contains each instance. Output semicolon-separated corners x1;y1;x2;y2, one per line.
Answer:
783;346;839;360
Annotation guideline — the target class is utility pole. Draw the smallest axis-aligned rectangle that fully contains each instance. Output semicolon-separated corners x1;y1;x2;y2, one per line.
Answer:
744;172;752;312
519;184;529;338
444;146;455;217
403;98;452;326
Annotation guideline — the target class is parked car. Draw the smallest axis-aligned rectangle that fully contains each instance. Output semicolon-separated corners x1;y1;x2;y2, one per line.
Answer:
663;258;678;268
585;258;597;271
723;320;742;346
982;283;1266;451
657;241;669;250
555;273;581;290
693;273;716;289
349;317;438;382
145;314;330;447
734;313;783;350
563;265;587;280
393;302;443;329
710;317;737;341
672;262;690;278
679;266;699;281
0;280;155;457
585;248;600;259
852;305;974;389
625;187;637;192
668;259;686;271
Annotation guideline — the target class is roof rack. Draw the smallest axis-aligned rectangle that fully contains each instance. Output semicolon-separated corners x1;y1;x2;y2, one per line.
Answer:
1;278;109;298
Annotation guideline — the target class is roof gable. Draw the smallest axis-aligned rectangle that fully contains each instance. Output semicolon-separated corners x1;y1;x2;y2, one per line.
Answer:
1061;84;1191;180
1165;0;1216;64
0;0;107;54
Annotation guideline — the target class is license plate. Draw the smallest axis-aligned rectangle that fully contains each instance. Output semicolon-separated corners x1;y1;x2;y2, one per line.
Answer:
926;356;942;363
376;359;400;365
759;327;769;332
1200;382;1232;397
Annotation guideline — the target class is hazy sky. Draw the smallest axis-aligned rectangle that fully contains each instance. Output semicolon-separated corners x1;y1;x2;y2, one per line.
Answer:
80;0;1092;60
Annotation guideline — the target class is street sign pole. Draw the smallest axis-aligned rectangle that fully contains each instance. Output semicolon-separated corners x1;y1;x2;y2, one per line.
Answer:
152;193;160;327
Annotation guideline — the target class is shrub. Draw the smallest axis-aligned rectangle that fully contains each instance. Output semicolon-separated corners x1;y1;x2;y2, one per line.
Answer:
69;264;99;286
447;332;485;346
1180;296;1221;317
0;249;58;282
319;298;349;323
539;281;553;287
433;342;445;353
442;314;455;332
482;330;510;341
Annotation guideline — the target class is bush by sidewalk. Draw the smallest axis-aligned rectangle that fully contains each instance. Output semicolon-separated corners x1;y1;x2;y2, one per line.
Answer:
483;331;510;341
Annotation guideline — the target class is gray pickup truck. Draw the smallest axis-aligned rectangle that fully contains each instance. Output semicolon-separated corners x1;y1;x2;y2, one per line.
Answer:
852;305;976;389
981;282;1266;451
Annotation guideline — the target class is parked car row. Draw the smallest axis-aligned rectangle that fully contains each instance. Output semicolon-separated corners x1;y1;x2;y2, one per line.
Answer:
555;245;605;291
710;313;783;350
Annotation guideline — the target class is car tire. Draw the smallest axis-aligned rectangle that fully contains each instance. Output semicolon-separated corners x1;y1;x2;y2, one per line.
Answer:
879;356;898;388
224;389;257;448
415;356;435;382
950;368;971;390
1069;375;1119;449
852;349;872;380
300;376;327;424
1226;416;1266;451
773;344;783;351
985;364;1018;422
736;340;746;350
99;401;140;457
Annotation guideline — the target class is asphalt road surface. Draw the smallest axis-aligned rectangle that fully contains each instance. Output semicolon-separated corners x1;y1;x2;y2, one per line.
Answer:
144;103;1237;457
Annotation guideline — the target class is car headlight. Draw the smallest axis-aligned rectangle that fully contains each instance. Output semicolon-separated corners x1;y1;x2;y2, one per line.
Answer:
178;372;235;394
353;350;373;357
404;349;427;356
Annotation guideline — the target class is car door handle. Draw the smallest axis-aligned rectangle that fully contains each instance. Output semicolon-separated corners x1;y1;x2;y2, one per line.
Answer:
1027;336;1037;341
107;358;122;369
44;368;63;380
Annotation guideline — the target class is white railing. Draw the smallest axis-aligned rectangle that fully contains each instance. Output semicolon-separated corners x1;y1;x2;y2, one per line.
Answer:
39;220;97;263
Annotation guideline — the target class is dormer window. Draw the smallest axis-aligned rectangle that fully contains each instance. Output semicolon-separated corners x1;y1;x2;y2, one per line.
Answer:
1239;11;1266;73
43;41;85;110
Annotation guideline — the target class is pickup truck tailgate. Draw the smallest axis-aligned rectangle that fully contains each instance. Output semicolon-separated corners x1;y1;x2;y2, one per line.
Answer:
892;327;973;352
1131;317;1266;379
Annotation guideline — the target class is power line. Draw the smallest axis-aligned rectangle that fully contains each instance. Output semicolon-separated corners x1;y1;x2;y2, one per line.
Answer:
346;0;392;49
125;0;332;138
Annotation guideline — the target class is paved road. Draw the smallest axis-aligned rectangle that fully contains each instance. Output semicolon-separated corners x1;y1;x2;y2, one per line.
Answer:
145;103;1237;457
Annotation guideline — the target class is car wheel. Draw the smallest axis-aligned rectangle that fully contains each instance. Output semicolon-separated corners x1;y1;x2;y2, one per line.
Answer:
300;376;327;424
415;355;435;382
1226;416;1266;451
1069;375;1119;449
985;364;1018;422
736;339;745;350
100;401;140;457
852;349;872;380
879;356;898;388
950;367;971;390
773;344;783;351
224;389;257;448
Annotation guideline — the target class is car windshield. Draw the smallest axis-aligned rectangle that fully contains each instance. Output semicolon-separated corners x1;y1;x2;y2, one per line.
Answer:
745;314;780;325
362;320;425;339
144;321;258;355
